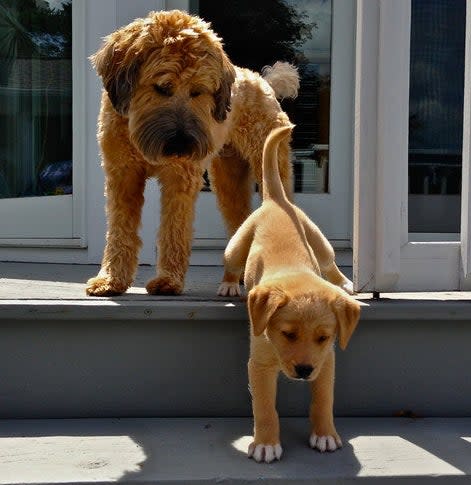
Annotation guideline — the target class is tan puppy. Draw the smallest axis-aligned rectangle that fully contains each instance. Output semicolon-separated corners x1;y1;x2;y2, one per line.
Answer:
218;126;360;463
85;10;299;297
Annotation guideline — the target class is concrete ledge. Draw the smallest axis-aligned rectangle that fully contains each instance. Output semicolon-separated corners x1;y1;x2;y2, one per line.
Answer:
1;262;471;321
1;417;470;484
2;297;471;321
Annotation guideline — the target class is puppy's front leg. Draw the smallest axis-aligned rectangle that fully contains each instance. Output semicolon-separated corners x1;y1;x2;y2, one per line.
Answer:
86;169;146;296
247;358;282;463
309;349;342;452
146;169;203;295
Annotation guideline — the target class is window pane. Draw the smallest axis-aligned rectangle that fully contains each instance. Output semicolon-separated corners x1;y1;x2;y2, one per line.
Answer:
408;0;465;233
196;0;332;194
0;0;72;200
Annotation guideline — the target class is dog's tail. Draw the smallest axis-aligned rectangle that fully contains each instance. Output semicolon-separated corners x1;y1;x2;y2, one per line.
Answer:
262;125;294;203
262;62;300;100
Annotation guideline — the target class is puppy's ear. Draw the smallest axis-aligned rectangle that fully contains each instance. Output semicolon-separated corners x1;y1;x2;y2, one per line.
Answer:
90;29;142;116
332;294;361;350
248;285;287;337
212;53;236;122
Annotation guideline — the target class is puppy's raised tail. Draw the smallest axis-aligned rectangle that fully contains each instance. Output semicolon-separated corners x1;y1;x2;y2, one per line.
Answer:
262;62;300;100
262;125;294;203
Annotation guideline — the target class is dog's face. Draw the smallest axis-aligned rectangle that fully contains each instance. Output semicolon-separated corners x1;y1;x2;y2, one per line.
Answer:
248;284;360;381
90;10;236;165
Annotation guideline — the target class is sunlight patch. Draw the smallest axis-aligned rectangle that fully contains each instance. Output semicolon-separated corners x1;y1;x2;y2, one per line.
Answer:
350;436;464;477
0;436;146;484
231;435;253;454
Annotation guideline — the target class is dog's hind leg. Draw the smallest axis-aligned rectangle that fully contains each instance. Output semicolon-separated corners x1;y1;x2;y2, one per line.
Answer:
301;215;354;295
217;217;255;296
210;147;252;237
146;166;203;295
86;168;146;296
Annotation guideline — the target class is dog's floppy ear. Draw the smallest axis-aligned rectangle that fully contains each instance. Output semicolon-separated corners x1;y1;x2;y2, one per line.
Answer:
331;294;361;350
90;29;142;116
212;53;236;122
248;285;288;337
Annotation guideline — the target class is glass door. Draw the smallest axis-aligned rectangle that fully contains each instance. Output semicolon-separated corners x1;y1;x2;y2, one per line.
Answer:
0;0;79;243
187;0;355;246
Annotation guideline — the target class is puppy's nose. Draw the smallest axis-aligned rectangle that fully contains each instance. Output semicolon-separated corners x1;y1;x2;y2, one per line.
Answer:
294;364;314;380
163;131;195;156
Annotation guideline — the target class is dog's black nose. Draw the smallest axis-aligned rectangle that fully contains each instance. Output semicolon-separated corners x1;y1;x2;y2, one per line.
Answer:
294;364;314;380
163;131;195;157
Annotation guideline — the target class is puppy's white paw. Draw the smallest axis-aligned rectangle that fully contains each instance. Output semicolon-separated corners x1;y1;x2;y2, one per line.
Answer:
217;281;241;297
309;434;342;452
248;442;283;463
340;279;355;295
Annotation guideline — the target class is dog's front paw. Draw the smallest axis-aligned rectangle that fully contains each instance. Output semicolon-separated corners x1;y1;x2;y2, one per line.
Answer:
248;442;283;463
86;276;128;296
217;281;241;297
146;276;183;295
309;433;342;452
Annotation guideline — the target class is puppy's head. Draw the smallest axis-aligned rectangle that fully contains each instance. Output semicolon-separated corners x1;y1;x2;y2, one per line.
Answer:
248;280;360;381
90;10;236;164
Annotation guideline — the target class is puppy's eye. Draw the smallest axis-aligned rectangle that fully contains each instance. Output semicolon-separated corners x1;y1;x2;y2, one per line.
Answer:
282;331;297;342
190;90;202;98
154;84;172;97
317;335;329;343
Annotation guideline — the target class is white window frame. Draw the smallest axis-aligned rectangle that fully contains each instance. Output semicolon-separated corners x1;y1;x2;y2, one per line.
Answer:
354;0;470;292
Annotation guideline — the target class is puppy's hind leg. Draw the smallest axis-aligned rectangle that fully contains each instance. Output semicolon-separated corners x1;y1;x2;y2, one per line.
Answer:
210;147;252;237
217;217;255;296
302;215;354;295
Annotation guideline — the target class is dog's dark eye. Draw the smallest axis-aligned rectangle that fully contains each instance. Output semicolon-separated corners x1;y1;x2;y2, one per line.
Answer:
282;331;297;342
154;84;172;97
190;90;202;98
317;335;329;343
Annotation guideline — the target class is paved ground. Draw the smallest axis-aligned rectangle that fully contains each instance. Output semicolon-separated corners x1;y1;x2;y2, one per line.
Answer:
0;417;470;484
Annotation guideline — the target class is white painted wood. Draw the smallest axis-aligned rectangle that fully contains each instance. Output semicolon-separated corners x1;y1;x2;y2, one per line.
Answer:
354;0;463;292
84;0;117;264
399;242;460;291
375;0;410;288
166;0;189;10
0;196;73;239
353;0;380;292
461;3;471;289
72;0;87;242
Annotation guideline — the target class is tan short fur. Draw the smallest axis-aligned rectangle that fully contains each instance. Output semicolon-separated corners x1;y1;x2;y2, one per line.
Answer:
218;126;361;463
85;10;298;296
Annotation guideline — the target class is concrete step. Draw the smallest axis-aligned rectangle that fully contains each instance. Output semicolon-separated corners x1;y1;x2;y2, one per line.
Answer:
1;263;471;419
1;417;470;484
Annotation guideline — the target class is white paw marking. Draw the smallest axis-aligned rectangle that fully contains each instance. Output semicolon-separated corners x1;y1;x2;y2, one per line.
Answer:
341;279;355;295
309;434;342;452
248;442;283;463
217;282;241;297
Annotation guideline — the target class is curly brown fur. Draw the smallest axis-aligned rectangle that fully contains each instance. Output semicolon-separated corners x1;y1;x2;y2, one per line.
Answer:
86;9;298;296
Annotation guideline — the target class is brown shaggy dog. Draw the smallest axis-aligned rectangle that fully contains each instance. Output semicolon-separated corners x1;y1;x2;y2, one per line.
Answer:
86;9;299;296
